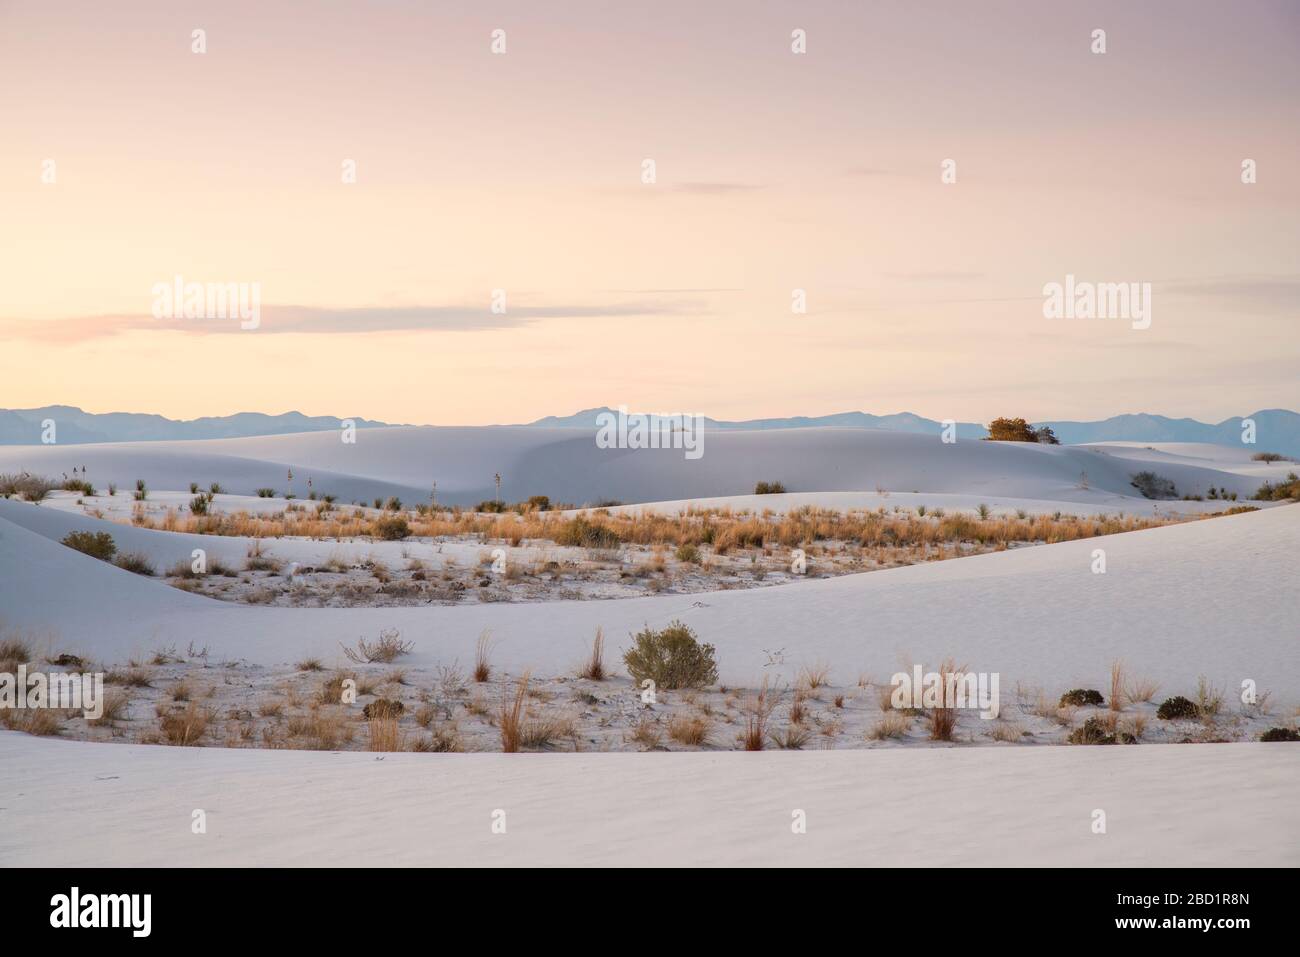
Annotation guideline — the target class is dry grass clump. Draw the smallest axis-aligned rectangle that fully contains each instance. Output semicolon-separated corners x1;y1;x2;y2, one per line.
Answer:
1108;660;1126;712
798;662;831;690
317;670;357;705
412;726;464;752
158;702;214;745
341;628;412;664
868;711;912;740
629;716;663;749
986;721;1023;742
473;631;494;683
1196;676;1225;717
0;706;65;736
257;698;285;718
0;632;33;672
770;725;811;749
296;657;324;672
740;678;779;751
106;665;154;688
365;715;402;752
577;628;606;680
499;671;531;752
88;689;131;726
927;658;965;742
1126;675;1160;703
667;713;710;746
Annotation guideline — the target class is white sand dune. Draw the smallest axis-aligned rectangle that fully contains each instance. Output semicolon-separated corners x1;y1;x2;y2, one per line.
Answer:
0;428;1286;507
1;733;1293;866
3;496;1295;699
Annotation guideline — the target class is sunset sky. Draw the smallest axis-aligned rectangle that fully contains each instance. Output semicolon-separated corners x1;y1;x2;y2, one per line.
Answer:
2;0;1297;425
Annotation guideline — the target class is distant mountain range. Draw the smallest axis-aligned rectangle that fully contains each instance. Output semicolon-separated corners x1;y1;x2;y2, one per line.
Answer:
524;408;1300;457
3;405;1298;457
0;406;394;444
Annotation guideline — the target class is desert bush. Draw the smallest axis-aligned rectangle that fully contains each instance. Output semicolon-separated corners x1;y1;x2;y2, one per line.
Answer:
61;530;117;561
88;689;131;726
476;500;506;513
1058;688;1105;707
256;488;276;498
526;495;551;511
133;479;148;501
114;552;156;576
372;516;410;541
1156;695;1198;720
754;481;787;494
674;543;701;564
62;478;95;495
1251;452;1285;463
190;493;213;515
1195;676;1224;716
1254;472;1300;501
1068;716;1127;745
341;628;412;664
984;417;1057;443
1130;471;1178;499
1259;727;1300;742
622;621;718;690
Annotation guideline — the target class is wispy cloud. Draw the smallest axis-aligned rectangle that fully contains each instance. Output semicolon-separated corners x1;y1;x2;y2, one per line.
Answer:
1;300;706;342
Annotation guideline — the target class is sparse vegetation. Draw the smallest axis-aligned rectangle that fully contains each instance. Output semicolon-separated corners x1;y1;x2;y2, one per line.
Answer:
754;481;787;494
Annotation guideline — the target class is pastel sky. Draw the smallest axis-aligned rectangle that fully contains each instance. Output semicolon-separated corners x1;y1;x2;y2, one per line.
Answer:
2;0;1297;425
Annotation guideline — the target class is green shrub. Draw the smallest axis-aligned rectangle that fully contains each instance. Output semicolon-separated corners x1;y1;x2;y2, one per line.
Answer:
189;482;200;494
622;621;718;690
133;479;148;501
1130;471;1178;499
1156;695;1198;720
61;530;117;561
256;488;276;498
189;493;212;515
675;543;701;564
1059;688;1104;708
209;482;224;495
1068;717;1117;745
1259;727;1300;742
754;481;787;495
372;516;410;541
385;496;402;511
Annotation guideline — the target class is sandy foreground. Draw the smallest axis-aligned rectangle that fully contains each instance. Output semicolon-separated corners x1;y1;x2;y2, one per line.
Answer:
1;733;1294;867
